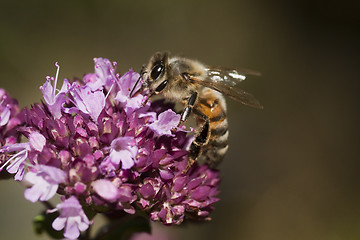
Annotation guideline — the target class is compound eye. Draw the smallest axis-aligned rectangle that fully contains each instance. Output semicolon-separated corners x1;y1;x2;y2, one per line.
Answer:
150;62;164;80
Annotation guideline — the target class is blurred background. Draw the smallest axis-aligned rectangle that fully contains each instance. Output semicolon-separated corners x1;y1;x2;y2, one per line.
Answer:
1;0;360;239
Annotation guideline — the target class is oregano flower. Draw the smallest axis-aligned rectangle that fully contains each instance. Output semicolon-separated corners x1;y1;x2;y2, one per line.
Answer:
0;58;220;239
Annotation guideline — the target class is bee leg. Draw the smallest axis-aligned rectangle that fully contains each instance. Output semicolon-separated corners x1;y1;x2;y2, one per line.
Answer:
130;66;147;97
184;115;209;173
178;92;198;127
142;79;169;106
155;79;169;94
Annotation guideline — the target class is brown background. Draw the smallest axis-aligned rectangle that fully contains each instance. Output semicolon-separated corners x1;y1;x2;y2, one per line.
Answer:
0;0;359;239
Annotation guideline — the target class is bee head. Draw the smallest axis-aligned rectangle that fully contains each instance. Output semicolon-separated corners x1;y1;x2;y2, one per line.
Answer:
130;52;169;97
142;52;169;91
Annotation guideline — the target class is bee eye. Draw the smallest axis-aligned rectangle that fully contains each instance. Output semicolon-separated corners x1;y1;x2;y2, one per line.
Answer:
150;63;164;80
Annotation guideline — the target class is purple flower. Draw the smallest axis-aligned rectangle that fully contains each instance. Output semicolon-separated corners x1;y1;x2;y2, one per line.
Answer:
92;179;119;202
115;69;145;114
29;132;46;152
0;102;10;127
0;58;221;239
0;131;47;181
138;164;220;225
0;143;30;181
91;57;118;90
148;109;181;136
51;196;90;240
24;164;67;202
0;89;22;148
108;136;138;170
40;63;71;119
65;84;105;121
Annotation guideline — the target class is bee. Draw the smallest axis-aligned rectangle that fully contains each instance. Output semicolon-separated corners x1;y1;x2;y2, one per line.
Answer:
131;52;262;170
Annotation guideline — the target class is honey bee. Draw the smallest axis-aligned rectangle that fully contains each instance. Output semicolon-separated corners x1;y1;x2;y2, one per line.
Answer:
131;52;262;170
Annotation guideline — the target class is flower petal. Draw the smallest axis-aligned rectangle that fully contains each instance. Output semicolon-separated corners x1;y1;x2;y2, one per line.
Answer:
148;109;180;136
64;217;81;240
29;132;46;152
92;179;118;202
52;217;66;231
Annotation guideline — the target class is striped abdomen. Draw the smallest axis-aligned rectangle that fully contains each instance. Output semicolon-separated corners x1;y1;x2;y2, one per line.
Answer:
194;88;229;167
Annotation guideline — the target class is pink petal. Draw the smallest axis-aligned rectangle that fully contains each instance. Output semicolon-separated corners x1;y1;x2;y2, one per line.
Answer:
29;132;46;152
39;184;58;201
64;218;80;240
148;109;180;136
121;151;135;169
14;164;25;181
0;106;10;126
52;217;66;231
92;179;118;202
159;168;175;180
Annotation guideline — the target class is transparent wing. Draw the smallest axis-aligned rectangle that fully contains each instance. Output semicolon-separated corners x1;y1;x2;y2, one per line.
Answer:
205;67;261;86
189;69;263;109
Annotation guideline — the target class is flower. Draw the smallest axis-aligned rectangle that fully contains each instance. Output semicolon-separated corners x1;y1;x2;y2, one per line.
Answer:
0;102;10;127
65;84;105;121
106;136;138;170
90;57;118;90
24;164;67;202
29;131;46;152
51;196;90;240
0;131;46;181
0;89;23;148
0;143;30;181
115;69;144;114
148;109;181;136
139;165;220;225
0;58;221;239
91;179;119;202
40;63;71;119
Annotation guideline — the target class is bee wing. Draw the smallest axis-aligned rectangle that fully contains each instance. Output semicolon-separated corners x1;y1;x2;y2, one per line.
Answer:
205;67;261;86
189;72;263;109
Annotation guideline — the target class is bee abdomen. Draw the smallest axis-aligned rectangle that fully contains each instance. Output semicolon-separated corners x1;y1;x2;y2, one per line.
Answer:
205;119;229;167
194;90;229;168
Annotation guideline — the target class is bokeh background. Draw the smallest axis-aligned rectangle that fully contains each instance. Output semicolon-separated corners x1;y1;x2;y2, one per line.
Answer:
1;0;359;239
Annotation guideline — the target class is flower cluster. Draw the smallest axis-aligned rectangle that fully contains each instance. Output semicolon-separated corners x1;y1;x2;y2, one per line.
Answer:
0;89;22;146
0;58;220;239
0;89;24;179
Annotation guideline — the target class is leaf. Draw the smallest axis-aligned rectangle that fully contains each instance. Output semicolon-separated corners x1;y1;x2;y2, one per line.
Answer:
33;210;64;239
94;215;151;240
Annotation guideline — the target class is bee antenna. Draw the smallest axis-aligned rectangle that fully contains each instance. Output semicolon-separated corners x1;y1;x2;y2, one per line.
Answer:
131;68;146;97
